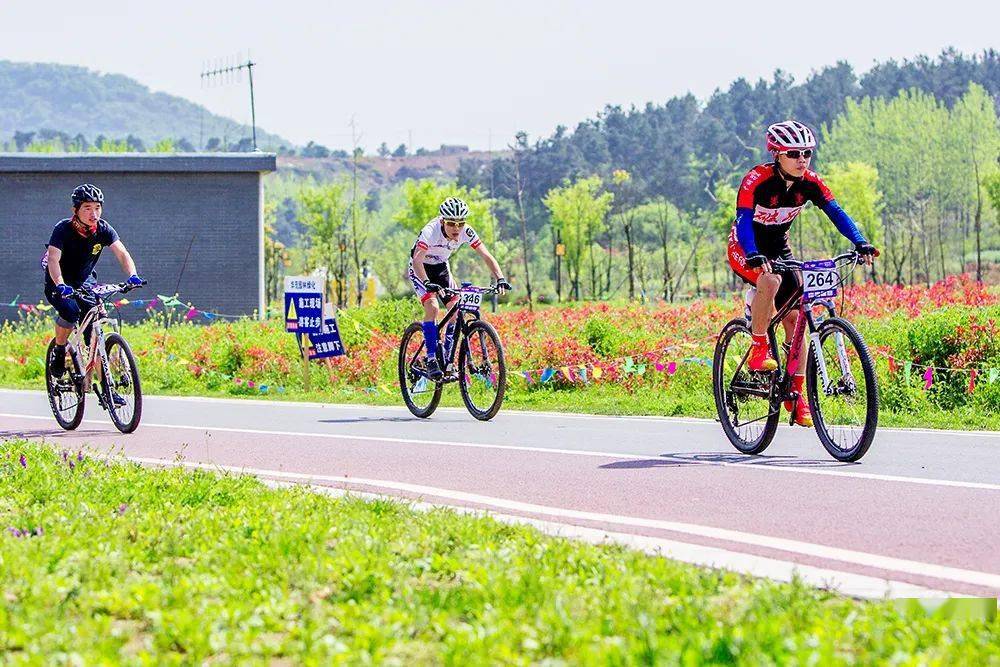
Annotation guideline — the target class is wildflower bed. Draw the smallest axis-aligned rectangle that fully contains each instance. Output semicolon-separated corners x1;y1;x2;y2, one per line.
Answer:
1;441;997;662
1;275;998;429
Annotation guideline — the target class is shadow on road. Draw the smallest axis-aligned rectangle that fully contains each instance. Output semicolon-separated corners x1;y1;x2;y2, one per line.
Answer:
600;451;856;470
318;416;423;425
1;428;110;440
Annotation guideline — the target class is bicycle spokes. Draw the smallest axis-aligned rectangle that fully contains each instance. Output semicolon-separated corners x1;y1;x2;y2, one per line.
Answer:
811;327;869;449
713;319;781;455
458;322;506;421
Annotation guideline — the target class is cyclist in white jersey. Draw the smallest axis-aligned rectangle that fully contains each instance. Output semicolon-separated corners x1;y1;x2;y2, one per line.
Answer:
409;197;510;379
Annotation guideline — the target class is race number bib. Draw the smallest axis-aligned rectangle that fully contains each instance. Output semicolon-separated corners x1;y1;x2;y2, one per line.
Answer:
801;260;839;300
458;287;483;312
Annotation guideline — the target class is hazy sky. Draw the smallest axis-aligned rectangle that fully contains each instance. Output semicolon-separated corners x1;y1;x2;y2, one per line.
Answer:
3;1;997;150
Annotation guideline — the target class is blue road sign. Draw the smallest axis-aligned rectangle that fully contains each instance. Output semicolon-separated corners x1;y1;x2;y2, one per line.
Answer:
284;276;324;334
308;315;346;359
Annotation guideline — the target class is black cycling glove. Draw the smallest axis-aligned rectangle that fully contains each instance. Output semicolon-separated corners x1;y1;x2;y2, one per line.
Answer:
855;242;878;257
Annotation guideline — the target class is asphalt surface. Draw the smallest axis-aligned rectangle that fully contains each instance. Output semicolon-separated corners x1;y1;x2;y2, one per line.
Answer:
2;388;998;599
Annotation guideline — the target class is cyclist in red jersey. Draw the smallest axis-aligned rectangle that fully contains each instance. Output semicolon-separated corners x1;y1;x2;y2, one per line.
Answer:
727;120;878;427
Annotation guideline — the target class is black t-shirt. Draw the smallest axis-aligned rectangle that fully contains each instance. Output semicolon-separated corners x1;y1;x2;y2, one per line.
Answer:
44;219;120;288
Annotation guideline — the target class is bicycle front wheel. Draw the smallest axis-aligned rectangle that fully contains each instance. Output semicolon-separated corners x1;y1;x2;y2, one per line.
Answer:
806;317;878;462
398;322;442;418
458;320;506;421
103;333;143;434
712;318;779;454
45;339;85;431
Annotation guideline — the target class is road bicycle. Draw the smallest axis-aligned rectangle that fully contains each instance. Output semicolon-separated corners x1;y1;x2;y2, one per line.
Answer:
712;251;879;461
398;283;507;421
45;281;146;434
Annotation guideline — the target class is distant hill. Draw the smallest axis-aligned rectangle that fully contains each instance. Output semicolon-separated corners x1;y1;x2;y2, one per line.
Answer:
0;60;290;149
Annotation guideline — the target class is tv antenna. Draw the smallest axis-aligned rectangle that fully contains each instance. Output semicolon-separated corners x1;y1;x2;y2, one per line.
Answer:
201;51;258;151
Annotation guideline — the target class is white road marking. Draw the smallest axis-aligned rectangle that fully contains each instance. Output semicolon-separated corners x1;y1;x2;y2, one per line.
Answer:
5;388;1000;437
3;411;1000;491
128;455;1000;592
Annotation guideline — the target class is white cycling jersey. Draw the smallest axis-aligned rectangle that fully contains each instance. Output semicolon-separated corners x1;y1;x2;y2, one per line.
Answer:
410;217;482;265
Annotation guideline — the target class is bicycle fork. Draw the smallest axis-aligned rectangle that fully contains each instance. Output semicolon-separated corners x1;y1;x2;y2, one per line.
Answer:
803;317;855;397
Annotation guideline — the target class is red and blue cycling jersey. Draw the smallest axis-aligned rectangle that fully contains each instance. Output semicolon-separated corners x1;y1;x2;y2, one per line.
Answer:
732;162;866;257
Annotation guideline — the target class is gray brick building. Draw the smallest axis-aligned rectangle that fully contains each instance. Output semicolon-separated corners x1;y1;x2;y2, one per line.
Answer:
0;153;275;321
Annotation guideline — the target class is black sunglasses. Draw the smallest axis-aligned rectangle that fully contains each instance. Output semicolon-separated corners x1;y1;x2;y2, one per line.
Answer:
782;149;813;159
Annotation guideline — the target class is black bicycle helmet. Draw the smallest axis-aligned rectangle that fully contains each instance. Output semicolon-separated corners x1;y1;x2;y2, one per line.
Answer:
71;184;104;208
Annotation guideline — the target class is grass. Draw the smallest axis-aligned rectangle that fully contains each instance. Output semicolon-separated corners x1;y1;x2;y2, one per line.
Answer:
1;440;997;663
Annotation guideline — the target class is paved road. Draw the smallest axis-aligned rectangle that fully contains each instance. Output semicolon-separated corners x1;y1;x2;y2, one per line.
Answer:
2;388;998;599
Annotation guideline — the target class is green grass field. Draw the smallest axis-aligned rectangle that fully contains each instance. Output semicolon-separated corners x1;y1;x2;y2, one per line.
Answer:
2;441;997;663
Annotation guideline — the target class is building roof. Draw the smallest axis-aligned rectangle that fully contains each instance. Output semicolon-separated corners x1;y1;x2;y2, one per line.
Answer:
0;153;276;173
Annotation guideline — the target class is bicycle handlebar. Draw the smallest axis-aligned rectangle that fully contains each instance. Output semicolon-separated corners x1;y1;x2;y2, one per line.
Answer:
768;251;860;272
439;284;502;300
92;280;148;298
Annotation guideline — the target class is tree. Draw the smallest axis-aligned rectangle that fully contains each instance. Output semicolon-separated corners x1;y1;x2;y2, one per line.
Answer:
125;134;145;152
392;143;408;158
609;169;642;299
952;83;1000;280
510;134;534;307
149;139;176;153
302;141;331;158
393;179;495;242
817;162;883;280
13;131;35;150
263;201;291;316
378;142;391;158
543;176;613;300
296;182;350;307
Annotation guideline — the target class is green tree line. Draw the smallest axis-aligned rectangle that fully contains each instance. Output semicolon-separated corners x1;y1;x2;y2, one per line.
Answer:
266;82;1000;307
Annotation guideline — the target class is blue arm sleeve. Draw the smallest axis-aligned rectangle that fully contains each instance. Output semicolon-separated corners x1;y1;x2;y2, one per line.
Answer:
820;200;866;245
734;207;758;255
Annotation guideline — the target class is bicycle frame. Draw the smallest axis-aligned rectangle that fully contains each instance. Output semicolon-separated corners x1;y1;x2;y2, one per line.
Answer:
67;303;113;392
766;255;858;399
405;285;496;382
62;284;136;394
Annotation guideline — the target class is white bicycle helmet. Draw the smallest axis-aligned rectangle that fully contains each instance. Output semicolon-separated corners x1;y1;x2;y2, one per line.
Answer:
439;197;470;220
766;120;817;153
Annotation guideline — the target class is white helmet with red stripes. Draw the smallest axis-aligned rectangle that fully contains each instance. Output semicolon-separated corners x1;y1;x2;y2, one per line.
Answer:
766;120;816;153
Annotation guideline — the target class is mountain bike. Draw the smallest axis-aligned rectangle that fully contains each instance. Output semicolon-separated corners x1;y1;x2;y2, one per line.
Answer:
398;283;507;421
45;281;146;434
712;251;878;462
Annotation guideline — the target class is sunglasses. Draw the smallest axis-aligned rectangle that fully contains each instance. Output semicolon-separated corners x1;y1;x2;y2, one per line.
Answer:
443;219;467;228
781;149;813;159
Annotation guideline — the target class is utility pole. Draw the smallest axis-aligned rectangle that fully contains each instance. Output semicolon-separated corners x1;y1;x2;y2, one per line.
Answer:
201;52;259;151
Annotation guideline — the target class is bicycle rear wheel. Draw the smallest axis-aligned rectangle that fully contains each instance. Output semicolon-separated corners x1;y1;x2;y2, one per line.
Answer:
806;317;878;462
712;318;779;454
103;333;143;434
398;322;442;418
45;339;85;431
458;320;506;421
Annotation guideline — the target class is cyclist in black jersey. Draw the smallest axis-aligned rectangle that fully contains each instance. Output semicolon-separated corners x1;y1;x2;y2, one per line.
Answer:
43;184;144;377
727;120;878;426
